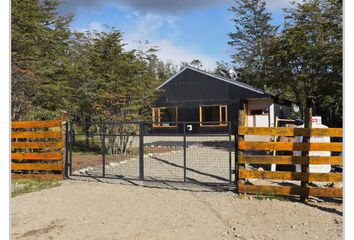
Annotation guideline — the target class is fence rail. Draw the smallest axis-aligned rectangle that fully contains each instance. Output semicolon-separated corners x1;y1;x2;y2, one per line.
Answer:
237;121;343;199
238;126;343;137
238;185;342;198
238;155;343;165
238;141;342;152
12;120;62;129
11;119;64;180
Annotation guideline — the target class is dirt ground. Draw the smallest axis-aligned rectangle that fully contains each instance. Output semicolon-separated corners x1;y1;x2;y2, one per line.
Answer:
71;146;180;170
11;179;343;240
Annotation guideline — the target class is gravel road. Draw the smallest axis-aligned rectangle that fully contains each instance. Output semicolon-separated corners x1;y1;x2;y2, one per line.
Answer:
11;179;342;240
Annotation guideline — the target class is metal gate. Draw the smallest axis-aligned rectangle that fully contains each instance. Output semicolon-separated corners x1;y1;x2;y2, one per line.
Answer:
65;121;234;188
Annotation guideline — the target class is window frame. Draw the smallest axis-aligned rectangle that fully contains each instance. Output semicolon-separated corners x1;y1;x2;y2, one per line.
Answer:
152;107;178;128
199;105;228;127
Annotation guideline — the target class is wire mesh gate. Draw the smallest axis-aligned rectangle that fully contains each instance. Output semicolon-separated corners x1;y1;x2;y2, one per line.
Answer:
66;121;235;188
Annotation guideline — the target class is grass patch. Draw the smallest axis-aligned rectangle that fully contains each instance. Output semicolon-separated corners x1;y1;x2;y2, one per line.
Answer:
253;192;288;201
12;179;61;198
72;139;101;154
72;146;179;156
72;151;99;156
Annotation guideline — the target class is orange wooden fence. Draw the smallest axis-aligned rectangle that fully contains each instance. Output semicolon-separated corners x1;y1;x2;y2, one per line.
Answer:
237;125;343;198
11;119;64;180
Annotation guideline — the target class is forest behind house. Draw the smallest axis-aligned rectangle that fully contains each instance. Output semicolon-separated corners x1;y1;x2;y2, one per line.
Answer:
11;0;342;127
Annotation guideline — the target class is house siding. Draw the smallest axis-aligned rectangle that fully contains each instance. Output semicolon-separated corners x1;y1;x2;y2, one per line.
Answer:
152;67;276;134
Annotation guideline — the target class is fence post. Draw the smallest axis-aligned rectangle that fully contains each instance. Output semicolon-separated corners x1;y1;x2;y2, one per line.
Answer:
300;97;314;201
235;109;245;193
101;121;106;178
139;122;144;181
228;122;232;190
64;122;69;179
69;121;73;176
183;123;187;182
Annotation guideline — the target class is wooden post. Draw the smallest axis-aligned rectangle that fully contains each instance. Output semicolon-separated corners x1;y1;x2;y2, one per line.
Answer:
236;109;246;193
271;116;279;172
300;97;314;201
60;111;67;179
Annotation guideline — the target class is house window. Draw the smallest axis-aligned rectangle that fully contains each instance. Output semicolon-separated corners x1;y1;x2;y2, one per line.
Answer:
199;105;228;126
152;107;178;127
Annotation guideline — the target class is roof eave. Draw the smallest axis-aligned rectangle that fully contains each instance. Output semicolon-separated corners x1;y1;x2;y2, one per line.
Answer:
156;65;267;95
156;66;188;90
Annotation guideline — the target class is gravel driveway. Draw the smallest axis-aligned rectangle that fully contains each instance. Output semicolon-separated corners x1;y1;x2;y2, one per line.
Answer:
11;179;342;240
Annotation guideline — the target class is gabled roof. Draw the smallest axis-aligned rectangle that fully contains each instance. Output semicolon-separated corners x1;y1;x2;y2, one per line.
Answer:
156;66;273;96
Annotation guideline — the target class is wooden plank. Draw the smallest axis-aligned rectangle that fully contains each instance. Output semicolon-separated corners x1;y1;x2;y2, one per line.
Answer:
12;131;62;139
11;152;63;160
309;187;343;198
238;184;342;198
238;155;343;165
12;120;62;129
239;170;342;182
12;163;63;171
12;141;64;149
11;173;63;181
239;184;301;195
239;141;342;152
238;127;343;137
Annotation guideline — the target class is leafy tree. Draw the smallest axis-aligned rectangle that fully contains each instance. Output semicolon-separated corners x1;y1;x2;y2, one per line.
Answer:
67;31;164;153
12;0;174;126
228;0;278;88
133;41;178;84
214;61;238;79
190;59;203;69
11;0;72;120
226;0;342;127
266;0;342;126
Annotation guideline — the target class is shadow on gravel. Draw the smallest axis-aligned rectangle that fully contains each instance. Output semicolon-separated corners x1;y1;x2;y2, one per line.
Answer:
68;175;232;193
303;202;342;216
68;177;342;216
151;156;230;182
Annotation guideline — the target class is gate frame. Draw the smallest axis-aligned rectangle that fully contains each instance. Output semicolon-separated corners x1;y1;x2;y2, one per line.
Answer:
66;120;235;189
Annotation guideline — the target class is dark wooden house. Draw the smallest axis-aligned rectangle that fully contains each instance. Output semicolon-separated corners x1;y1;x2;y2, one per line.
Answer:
151;66;291;134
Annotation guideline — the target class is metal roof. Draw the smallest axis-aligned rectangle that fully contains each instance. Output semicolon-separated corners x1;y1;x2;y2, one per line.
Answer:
156;65;272;96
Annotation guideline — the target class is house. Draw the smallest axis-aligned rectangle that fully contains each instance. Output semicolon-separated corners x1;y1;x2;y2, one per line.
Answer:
151;66;291;134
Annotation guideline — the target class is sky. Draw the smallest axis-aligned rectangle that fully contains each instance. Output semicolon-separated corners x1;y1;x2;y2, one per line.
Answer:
59;0;301;71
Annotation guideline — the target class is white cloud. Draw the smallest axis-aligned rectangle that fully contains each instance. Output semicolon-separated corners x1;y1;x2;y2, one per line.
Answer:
266;0;304;10
75;21;108;32
123;14;217;70
128;38;217;70
124;36;217;70
89;22;106;32
73;14;217;69
137;13;165;36
71;0;304;70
